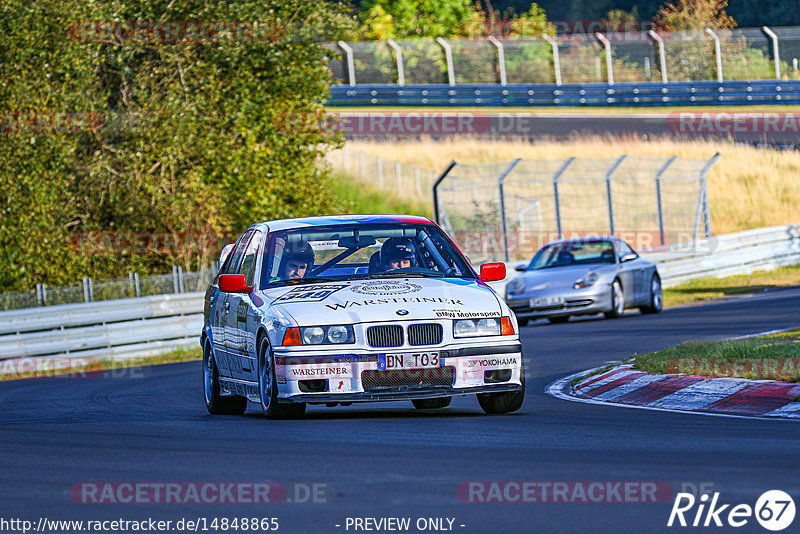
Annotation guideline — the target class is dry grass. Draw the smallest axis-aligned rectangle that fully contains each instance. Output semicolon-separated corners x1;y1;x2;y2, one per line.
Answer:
345;137;800;235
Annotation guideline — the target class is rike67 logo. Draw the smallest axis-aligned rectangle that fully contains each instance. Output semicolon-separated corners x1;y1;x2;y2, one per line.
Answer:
668;490;795;531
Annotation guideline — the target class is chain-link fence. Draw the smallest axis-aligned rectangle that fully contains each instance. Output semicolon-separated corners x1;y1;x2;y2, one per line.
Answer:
329;26;800;85
433;155;720;263
0;267;216;311
327;147;438;201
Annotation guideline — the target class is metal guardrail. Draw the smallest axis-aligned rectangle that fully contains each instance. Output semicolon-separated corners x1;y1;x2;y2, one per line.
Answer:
0;293;204;369
0;223;797;369
329;80;800;107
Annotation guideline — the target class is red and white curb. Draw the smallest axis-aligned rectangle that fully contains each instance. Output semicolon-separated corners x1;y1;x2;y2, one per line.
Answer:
547;364;800;421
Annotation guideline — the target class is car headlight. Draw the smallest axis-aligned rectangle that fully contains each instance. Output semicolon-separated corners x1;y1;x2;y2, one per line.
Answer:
506;277;526;296
454;318;501;338
300;325;355;345
573;271;599;289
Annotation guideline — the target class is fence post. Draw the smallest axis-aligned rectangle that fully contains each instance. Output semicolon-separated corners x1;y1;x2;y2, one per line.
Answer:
436;37;456;86
705;28;724;83
654;156;677;246
605;156;627;235
387;39;405;86
377;157;384;189
762;26;781;80
497;159;522;262
595;33;614;85
551;157;575;239
337;41;356;86
134;272;140;297
693;153;721;241
395;162;402;194
488;36;507;85
36;283;46;306
172;266;180;294
83;277;93;303
648;30;668;83
432;161;458;225
543;34;562;86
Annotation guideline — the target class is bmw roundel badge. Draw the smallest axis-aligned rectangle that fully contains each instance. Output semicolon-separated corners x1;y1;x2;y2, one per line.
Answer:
396;309;409;316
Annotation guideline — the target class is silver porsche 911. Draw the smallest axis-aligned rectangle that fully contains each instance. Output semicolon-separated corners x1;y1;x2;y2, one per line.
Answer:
504;237;662;326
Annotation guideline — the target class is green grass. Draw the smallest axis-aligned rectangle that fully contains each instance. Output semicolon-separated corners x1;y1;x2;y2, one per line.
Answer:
0;347;202;381
332;172;432;218
633;328;800;382
328;104;796;115
663;265;800;308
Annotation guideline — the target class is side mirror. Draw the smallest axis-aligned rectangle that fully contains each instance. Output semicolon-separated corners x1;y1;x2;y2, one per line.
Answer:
219;274;252;293
620;253;638;263
479;263;507;283
514;263;527;272
218;243;235;269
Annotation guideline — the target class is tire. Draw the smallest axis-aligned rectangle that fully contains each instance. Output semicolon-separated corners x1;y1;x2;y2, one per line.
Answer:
603;279;625;319
412;397;452;410
477;358;525;415
548;316;570;324
258;336;306;419
203;339;247;415
517;318;529;327
640;274;663;314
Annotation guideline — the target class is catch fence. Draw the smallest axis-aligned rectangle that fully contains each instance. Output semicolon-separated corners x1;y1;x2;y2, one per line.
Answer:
433;154;720;263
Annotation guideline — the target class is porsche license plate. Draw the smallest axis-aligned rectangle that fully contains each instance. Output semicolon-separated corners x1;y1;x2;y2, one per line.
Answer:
530;296;565;309
380;352;440;370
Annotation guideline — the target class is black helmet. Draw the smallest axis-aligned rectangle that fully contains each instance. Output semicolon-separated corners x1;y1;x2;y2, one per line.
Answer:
284;241;315;267
381;237;415;267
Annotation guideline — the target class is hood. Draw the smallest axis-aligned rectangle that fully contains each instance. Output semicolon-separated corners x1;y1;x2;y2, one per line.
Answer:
513;265;616;291
258;278;502;326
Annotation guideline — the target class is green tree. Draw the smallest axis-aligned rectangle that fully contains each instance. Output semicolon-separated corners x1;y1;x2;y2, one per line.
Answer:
359;0;481;39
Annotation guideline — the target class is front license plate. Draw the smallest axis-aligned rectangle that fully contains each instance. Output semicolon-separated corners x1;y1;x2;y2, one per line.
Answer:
379;352;440;370
530;296;565;309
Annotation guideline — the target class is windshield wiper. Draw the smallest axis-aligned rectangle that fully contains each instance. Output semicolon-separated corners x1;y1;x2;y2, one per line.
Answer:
267;277;335;287
368;272;441;279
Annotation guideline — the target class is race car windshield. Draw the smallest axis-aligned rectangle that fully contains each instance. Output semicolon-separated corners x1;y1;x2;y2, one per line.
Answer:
260;223;475;288
528;240;616;270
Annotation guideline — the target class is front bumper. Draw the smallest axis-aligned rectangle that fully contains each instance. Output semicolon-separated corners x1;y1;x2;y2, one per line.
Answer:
273;342;523;402
506;285;612;319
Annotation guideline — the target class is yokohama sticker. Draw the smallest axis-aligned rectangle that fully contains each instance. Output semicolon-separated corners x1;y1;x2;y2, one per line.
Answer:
350;281;422;296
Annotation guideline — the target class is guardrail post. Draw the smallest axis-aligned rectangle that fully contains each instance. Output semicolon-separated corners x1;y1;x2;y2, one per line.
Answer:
387;39;405;86
432;160;458;225
129;272;141;298
693;152;721;241
648;30;668;83
595;33;614;85
172;266;181;294
654;156;677;246
436;37;456;86
395;162;402;194
543;34;562;86
83;277;93;303
337;41;356;86
551;157;575;239
762;26;781;80
497;158;522;262
705;28;724;83
36;283;46;306
377;157;384;189
488;36;507;85
605;156;627;235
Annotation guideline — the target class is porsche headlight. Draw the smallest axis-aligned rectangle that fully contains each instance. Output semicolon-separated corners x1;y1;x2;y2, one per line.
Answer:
454;318;501;338
506;277;526;296
300;325;355;345
573;271;599;289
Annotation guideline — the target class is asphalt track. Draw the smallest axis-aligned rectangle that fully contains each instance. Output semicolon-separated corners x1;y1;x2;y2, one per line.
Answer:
2;287;800;534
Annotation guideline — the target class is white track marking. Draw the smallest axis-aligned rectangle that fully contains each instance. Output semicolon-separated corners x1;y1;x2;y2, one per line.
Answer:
592;373;669;401
763;403;800;418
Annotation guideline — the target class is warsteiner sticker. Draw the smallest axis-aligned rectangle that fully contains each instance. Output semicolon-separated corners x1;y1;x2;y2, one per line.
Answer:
326;297;463;311
350;281;421;296
274;284;348;303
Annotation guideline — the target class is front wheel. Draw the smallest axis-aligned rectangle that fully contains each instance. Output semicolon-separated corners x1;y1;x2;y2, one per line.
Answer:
640;274;663;314
603;280;625;319
203;339;247;415
477;359;525;415
412;397;452;410
258;337;306;419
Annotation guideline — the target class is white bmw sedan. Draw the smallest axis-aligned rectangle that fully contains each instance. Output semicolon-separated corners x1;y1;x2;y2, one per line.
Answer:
202;215;525;419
